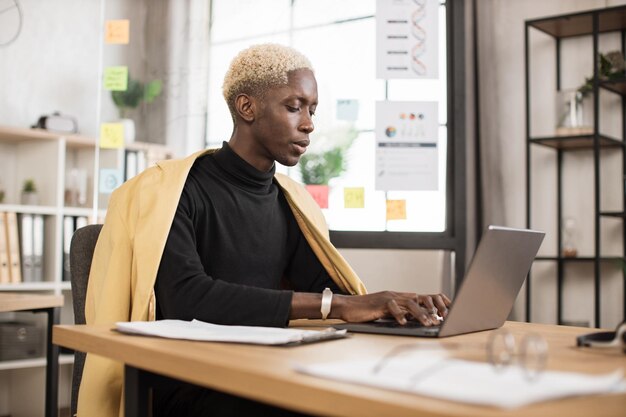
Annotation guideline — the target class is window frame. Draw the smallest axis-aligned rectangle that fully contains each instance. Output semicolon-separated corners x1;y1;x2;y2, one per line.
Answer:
206;0;467;280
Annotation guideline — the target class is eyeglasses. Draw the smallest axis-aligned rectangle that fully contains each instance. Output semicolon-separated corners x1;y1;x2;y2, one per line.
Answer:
486;329;548;381
576;321;626;353
371;329;549;383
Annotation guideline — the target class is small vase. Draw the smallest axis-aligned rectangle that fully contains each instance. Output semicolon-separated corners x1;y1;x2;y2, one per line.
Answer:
562;217;578;258
21;191;39;206
555;89;592;136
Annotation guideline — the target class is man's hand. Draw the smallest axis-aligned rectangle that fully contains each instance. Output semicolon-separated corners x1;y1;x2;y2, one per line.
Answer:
334;291;452;326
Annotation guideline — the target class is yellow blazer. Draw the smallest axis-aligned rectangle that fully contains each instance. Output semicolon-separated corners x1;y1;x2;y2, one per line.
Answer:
77;149;367;417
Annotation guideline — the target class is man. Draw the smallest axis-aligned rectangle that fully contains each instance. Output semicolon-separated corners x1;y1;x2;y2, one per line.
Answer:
78;44;450;417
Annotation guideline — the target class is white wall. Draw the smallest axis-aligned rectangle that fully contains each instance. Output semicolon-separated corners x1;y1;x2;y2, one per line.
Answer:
340;249;447;294
0;0;152;137
0;0;103;136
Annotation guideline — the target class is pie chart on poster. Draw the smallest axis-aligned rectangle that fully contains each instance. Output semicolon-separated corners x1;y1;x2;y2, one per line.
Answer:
385;126;397;138
0;0;22;47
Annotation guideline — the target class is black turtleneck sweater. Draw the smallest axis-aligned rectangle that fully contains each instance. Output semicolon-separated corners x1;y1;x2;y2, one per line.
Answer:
154;142;341;327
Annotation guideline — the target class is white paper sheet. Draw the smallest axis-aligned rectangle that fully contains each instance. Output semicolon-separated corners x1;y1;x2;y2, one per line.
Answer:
296;352;626;408
115;319;347;346
376;0;439;79
375;101;439;191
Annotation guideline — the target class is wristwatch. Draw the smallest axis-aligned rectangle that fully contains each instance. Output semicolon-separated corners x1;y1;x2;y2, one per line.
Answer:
321;287;333;320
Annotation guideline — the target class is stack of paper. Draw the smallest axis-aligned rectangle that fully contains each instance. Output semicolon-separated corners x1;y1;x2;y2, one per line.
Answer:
115;319;348;346
296;352;626;408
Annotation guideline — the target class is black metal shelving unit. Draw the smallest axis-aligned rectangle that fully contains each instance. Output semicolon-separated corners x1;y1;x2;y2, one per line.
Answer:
525;6;626;328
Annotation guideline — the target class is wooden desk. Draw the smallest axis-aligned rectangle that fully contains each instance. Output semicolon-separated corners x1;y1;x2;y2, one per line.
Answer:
53;321;626;417
1;292;64;417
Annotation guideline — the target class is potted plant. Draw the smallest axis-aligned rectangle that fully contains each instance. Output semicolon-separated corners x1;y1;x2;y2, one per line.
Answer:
298;124;357;208
578;50;626;96
558;50;626;135
21;178;38;205
110;73;162;143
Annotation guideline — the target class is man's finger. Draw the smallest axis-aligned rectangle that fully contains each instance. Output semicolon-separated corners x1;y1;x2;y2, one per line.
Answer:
386;299;407;325
405;300;434;326
433;295;448;317
419;295;436;314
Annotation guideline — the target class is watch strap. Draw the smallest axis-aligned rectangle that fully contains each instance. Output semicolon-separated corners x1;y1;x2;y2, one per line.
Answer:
321;287;333;320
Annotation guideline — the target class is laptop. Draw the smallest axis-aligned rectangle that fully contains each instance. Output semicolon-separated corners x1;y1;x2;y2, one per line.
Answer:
333;225;545;338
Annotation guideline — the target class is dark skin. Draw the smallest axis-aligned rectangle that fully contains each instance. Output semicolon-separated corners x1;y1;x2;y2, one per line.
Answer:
229;68;451;326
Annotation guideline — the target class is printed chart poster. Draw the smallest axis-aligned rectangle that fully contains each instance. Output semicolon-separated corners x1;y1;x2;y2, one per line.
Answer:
375;101;438;191
376;0;439;79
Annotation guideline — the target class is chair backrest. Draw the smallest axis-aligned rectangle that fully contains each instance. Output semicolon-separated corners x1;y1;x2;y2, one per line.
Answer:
69;224;103;417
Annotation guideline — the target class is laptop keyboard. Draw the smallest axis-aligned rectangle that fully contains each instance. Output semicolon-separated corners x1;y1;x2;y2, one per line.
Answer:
370;320;442;331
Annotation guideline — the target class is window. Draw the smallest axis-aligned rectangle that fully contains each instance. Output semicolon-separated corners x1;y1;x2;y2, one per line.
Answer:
206;0;449;236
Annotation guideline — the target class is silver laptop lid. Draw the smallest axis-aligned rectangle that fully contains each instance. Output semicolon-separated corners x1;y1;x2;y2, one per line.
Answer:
439;225;545;337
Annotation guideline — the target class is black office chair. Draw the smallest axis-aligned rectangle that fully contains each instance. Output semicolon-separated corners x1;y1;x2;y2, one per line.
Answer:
69;224;103;417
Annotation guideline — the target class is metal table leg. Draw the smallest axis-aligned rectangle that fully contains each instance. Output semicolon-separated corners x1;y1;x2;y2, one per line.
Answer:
124;366;151;417
45;307;60;417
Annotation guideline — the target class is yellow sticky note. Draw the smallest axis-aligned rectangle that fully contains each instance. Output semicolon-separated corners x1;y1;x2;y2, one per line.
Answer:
100;123;124;149
105;20;130;44
386;199;407;220
344;187;365;208
103;66;128;91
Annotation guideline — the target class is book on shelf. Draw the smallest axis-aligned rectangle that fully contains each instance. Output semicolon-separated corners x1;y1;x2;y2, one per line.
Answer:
63;216;73;282
32;214;44;282
125;149;150;181
6;212;22;283
18;213;44;283
125;150;138;181
137;150;147;174
0;213;10;283
19;214;35;282
63;215;88;281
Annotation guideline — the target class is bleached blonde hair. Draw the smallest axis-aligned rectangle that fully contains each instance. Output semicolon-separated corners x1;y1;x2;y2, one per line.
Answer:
222;43;314;122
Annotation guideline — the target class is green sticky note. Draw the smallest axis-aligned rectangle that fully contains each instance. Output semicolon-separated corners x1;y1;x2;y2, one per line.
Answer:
104;66;128;91
344;187;365;208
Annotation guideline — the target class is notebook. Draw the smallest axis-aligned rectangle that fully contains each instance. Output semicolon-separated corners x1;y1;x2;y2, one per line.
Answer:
333;225;545;338
116;319;348;346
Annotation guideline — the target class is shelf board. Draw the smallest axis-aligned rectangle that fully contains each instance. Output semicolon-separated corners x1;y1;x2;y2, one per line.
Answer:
62;206;94;217
0;282;59;291
600;78;626;96
528;5;626;38
0;353;74;371
0;125;94;148
126;141;174;157
529;134;624;150
600;211;626;218
535;256;624;262
0;204;58;215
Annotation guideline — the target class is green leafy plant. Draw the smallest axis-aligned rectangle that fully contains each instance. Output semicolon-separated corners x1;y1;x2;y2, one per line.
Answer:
299;148;346;185
22;178;36;193
578;50;626;96
111;73;162;118
298;125;358;185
